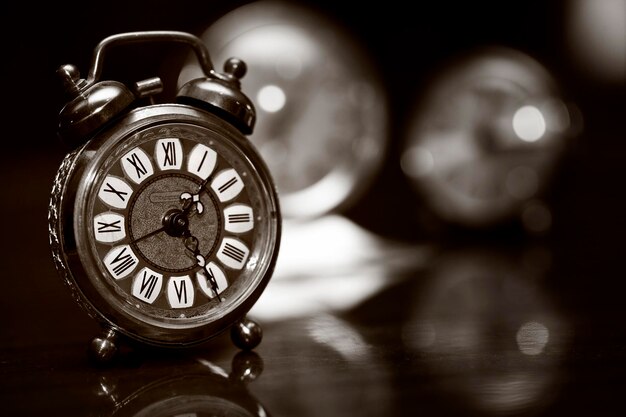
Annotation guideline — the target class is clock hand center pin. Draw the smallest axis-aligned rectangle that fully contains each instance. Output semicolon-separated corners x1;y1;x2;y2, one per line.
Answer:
131;188;206;244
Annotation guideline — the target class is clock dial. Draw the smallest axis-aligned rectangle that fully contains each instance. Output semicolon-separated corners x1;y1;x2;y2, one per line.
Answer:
89;131;262;311
52;106;281;345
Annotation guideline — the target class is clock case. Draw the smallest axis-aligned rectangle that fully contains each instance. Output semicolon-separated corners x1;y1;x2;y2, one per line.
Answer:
48;31;281;359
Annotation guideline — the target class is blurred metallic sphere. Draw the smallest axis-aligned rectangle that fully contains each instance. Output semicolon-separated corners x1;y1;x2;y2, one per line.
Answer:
180;0;389;219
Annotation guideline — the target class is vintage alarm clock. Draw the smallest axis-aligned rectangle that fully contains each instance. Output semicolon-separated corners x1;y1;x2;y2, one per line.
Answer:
48;31;281;362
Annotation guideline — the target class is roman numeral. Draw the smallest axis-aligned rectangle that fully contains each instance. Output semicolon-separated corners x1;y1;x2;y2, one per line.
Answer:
228;213;250;223
211;169;244;202
224;204;254;233
97;220;121;233
207;267;219;286
102;182;128;201
196;263;228;299
98;176;133;209
156;138;183;170
139;271;159;299
217;238;249;270
94;213;126;243
174;280;187;302
131;267;163;304
162;141;177;166
218;177;238;193
104;245;138;279
223;243;245;263
203;267;221;300
111;248;136;276
127;153;148;178
167;276;194;308
187;143;216;180
121;148;154;184
197;150;208;172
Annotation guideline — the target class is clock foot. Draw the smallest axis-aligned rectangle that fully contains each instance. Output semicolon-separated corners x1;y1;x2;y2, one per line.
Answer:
230;317;262;350
89;328;119;364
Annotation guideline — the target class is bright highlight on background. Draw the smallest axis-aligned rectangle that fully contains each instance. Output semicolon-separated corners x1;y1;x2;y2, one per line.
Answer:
513;105;546;142
516;321;550;355
257;85;287;113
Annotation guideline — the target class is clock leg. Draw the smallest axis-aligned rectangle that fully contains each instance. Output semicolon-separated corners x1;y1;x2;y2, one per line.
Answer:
230;317;263;350
89;328;119;364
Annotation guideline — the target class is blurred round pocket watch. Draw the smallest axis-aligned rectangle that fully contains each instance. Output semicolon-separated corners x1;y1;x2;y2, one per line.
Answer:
178;0;389;219
400;46;579;233
48;31;281;362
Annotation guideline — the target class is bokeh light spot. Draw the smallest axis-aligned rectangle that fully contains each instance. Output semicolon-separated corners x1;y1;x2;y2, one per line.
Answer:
516;321;550;355
400;146;434;178
257;85;286;113
513;105;546;142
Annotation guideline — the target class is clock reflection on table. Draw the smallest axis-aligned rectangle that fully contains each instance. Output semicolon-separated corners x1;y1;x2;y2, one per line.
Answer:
398;244;572;416
179;0;390;219
97;351;267;417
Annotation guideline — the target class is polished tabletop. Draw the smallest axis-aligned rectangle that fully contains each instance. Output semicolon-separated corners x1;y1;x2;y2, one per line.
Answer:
2;183;626;415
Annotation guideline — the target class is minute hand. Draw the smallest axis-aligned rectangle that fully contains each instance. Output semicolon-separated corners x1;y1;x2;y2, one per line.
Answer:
183;230;222;301
197;175;211;193
129;225;166;245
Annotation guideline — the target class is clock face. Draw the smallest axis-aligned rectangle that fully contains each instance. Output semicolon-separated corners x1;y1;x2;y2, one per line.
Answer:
60;106;280;345
400;47;573;229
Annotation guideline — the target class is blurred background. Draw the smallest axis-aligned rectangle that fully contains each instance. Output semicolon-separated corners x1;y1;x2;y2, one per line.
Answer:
2;0;626;415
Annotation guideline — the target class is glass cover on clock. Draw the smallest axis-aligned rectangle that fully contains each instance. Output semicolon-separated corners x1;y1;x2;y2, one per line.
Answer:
70;110;279;344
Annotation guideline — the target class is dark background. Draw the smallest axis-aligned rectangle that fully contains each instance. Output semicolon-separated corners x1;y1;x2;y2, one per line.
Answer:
8;0;624;314
2;0;625;415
